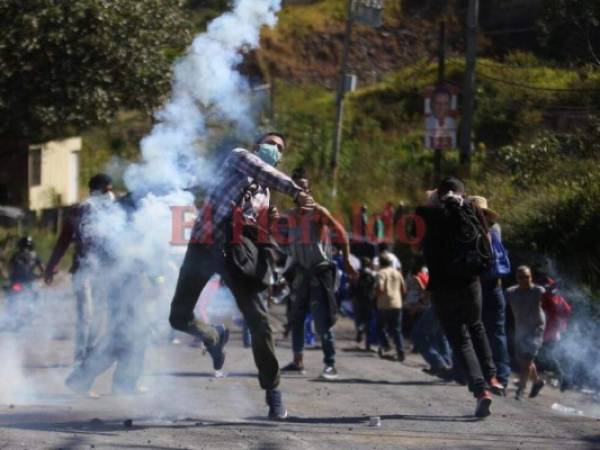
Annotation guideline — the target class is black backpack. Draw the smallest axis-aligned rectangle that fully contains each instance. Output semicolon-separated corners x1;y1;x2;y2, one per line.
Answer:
442;198;492;278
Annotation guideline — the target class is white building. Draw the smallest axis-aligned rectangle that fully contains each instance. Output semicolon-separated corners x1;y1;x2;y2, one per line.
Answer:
28;137;81;211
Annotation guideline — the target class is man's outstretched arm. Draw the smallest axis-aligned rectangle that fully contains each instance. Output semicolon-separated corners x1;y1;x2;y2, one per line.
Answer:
314;203;358;279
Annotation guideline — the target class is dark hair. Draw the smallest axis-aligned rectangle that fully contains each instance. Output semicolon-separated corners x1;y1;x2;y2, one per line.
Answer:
437;176;465;198
432;86;451;101
378;242;390;253
257;132;287;147
411;260;426;275
379;253;392;268
18;236;33;250
88;173;113;192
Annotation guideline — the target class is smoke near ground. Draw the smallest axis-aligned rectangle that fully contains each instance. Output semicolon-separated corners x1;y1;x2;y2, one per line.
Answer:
0;0;282;414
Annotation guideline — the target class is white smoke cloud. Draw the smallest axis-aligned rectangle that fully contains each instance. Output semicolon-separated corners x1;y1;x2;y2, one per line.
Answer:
0;0;282;412
125;0;281;194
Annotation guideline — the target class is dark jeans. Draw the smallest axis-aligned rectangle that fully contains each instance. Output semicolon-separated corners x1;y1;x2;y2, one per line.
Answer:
481;280;511;386
169;243;279;390
411;305;452;370
433;281;496;397
376;308;404;355
291;281;336;366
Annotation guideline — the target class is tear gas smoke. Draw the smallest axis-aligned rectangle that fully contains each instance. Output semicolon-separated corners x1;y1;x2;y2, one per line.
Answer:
0;0;282;413
544;260;600;394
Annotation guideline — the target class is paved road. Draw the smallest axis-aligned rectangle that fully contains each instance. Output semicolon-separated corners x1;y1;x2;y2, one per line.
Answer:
0;285;599;450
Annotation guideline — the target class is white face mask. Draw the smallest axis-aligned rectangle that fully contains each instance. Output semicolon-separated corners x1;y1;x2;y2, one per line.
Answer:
91;190;115;202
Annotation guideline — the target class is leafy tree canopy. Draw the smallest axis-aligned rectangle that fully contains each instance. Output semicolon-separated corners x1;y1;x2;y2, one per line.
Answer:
538;0;600;67
0;0;190;141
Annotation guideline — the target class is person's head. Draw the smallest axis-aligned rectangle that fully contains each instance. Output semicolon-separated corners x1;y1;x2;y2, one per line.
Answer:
378;242;390;253
17;236;33;251
516;265;533;289
437;176;465;199
431;87;451;121
88;173;113;196
411;261;426;275
469;196;499;224
254;132;287;167
379;253;392;269
361;256;372;270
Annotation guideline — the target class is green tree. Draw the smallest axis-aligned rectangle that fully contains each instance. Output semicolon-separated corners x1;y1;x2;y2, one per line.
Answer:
0;0;190;140
538;0;600;67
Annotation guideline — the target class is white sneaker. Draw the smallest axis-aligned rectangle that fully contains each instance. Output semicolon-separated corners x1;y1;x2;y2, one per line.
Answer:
320;366;338;380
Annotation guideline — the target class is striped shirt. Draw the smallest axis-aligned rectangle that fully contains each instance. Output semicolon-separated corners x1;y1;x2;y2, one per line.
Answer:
191;148;302;245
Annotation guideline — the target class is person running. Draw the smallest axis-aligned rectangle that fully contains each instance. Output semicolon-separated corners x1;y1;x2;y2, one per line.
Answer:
375;254;407;362
537;276;572;390
404;261;429;338
281;172;357;379
416;177;501;418
470;196;512;393
506;266;546;400
45;174;115;366
168;132;314;420
353;256;378;350
64;193;155;397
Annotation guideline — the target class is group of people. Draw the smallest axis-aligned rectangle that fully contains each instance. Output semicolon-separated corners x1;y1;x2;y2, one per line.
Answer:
0;132;575;421
347;177;573;416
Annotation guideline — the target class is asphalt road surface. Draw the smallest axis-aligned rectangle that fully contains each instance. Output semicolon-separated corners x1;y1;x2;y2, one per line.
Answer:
1;283;599;450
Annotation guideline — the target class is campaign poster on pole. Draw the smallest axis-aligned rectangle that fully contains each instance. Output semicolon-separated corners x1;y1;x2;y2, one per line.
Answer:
424;84;459;150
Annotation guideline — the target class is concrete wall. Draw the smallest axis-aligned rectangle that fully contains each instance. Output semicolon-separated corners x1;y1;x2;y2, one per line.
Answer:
28;137;81;211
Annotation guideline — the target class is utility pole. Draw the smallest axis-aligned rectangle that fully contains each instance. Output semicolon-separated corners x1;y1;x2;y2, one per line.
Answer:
330;0;354;197
460;0;479;172
434;21;446;184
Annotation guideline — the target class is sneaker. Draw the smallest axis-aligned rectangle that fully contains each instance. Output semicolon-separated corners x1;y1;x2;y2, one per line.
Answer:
320;365;338;380
529;380;545;398
475;391;493;418
281;362;305;374
397;352;405;362
515;388;524;401
435;367;454;380
206;325;229;371
377;346;391;358
355;331;363;343
266;389;288;420
488;377;506;396
66;374;99;398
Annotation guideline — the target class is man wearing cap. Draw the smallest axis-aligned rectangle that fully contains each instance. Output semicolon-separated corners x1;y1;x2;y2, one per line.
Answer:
470;196;512;393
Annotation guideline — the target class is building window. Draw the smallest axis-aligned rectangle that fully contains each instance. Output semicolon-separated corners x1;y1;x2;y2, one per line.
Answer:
29;147;41;187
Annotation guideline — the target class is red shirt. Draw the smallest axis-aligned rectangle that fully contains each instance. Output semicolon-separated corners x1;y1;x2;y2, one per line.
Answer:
541;290;572;342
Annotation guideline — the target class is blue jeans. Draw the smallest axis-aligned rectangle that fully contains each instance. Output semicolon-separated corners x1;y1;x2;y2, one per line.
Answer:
411;305;452;370
481;280;511;386
304;314;316;346
292;283;336;366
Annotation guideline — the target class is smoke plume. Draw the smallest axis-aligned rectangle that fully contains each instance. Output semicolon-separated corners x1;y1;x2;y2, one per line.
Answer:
0;0;282;411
